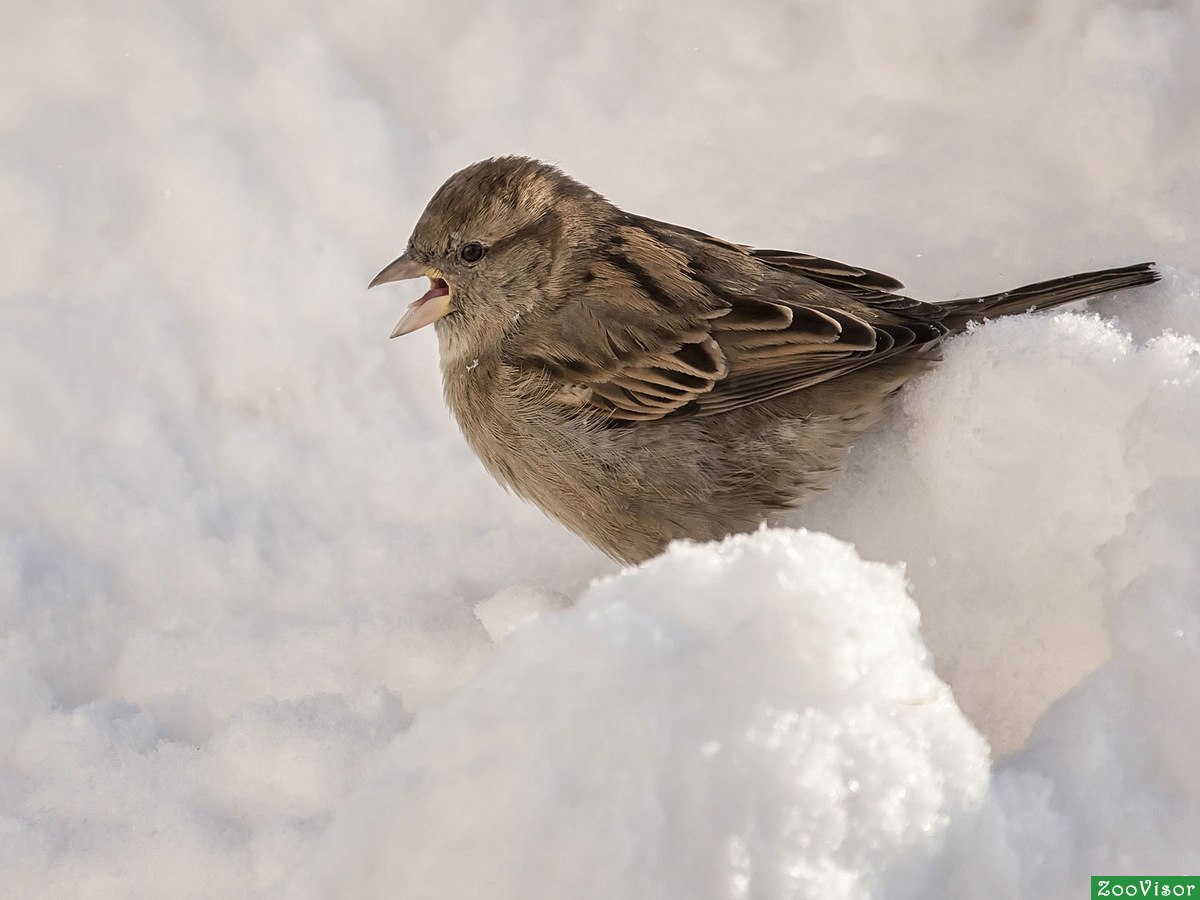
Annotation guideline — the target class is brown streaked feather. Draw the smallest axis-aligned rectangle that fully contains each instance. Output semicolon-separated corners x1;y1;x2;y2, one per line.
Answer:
716;298;795;330
750;248;905;291
515;214;947;422
694;321;943;416
749;247;957;317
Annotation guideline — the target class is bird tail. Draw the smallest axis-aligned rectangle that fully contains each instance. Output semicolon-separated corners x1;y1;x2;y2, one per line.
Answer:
940;261;1159;333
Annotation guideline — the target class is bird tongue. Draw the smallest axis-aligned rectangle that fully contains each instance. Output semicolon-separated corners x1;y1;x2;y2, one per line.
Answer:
415;278;450;305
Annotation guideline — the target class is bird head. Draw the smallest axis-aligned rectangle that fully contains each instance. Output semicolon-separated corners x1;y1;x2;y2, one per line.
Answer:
369;156;607;351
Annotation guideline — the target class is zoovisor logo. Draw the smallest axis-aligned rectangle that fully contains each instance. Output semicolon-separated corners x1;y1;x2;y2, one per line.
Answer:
1092;877;1200;897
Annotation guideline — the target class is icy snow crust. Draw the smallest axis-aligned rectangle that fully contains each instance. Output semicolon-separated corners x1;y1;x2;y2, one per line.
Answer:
3;1;1199;897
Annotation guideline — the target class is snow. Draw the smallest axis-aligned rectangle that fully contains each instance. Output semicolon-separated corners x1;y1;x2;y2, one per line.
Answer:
3;0;1199;897
286;530;989;900
807;296;1200;755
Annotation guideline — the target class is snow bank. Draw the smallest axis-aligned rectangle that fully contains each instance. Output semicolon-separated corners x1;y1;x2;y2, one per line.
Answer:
4;0;1200;896
807;270;1200;754
286;530;989;899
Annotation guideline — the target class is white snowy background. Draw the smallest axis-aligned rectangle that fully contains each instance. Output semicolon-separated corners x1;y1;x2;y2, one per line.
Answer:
3;0;1199;897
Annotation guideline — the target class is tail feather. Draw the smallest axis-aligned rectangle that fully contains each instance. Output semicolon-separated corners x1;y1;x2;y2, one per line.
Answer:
940;261;1159;332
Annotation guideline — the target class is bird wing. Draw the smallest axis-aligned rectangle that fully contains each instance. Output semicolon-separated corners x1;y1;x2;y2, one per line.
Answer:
517;217;945;422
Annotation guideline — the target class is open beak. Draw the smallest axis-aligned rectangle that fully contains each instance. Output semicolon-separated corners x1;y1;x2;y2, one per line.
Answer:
368;252;453;338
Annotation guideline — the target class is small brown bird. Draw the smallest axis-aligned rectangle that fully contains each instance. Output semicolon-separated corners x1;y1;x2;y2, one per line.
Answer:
370;157;1157;564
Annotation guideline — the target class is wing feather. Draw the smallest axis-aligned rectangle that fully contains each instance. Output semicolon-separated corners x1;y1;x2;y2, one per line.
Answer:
514;216;947;422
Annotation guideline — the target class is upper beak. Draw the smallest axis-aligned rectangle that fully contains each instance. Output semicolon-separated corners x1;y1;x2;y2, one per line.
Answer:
368;251;425;288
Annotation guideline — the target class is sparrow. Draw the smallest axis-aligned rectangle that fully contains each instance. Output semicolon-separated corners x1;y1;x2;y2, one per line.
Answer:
370;157;1158;564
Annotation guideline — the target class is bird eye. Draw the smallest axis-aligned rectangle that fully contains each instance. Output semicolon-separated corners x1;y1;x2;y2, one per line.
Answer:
459;242;486;263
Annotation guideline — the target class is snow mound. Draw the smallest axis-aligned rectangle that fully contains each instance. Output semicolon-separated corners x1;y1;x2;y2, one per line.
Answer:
287;530;989;899
807;271;1200;755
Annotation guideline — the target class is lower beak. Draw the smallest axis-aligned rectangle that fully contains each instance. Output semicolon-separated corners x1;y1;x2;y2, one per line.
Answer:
390;280;452;338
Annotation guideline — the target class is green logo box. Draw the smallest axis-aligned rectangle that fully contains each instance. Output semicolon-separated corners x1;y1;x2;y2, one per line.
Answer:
1092;877;1200;897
